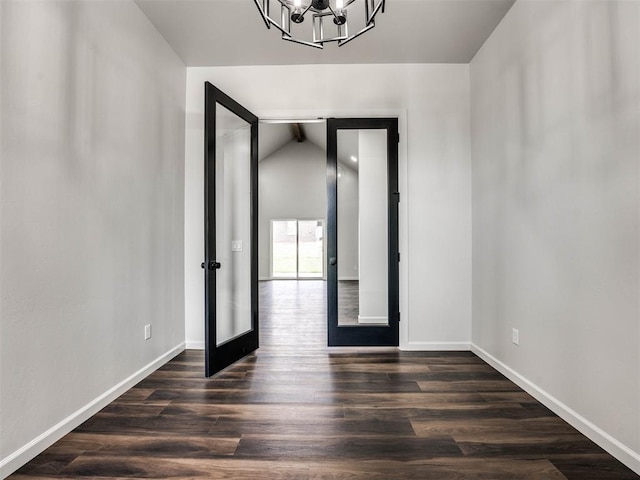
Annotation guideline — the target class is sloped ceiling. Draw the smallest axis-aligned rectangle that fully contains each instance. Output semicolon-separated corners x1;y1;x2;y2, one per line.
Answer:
259;122;325;161
259;122;358;170
259;123;296;161
135;0;515;66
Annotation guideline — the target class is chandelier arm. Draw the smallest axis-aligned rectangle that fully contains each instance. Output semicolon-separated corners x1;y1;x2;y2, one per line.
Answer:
338;20;374;47
367;0;384;24
252;0;271;28
269;16;292;37
326;5;340;22
300;3;313;17
282;35;324;49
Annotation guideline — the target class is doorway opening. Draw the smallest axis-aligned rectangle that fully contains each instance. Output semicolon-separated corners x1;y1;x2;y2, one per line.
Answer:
258;121;328;349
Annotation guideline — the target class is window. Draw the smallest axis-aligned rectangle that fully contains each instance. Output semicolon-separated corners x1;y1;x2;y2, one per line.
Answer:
271;219;324;279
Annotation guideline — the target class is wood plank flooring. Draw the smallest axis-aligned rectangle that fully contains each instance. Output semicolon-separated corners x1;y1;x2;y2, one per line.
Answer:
338;280;359;326
11;281;639;479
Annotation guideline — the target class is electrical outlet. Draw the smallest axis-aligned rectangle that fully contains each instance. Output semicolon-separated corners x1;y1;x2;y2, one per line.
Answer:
512;328;519;345
145;324;152;340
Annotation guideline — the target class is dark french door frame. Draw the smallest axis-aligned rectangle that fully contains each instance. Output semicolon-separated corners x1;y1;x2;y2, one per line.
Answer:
204;82;259;377
327;117;400;346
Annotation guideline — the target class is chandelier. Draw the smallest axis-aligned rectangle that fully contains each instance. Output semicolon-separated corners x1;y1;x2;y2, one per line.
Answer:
252;0;386;49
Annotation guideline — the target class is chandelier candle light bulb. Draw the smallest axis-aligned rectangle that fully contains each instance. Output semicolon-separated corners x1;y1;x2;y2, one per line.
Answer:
292;0;304;23
333;0;346;25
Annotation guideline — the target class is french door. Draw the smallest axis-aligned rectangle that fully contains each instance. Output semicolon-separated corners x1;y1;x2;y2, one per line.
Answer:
203;83;258;377
327;118;400;346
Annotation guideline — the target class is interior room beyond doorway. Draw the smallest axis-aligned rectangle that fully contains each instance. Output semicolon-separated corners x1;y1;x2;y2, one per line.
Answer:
258;120;330;336
258;119;394;333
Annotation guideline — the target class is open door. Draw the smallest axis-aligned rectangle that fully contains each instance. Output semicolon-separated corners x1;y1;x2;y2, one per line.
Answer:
203;83;258;377
327;118;400;346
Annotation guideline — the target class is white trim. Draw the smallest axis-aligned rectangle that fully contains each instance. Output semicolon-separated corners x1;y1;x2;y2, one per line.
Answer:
0;342;185;479
357;315;387;324
471;344;640;476
185;340;205;350
338;276;359;281
400;341;471;351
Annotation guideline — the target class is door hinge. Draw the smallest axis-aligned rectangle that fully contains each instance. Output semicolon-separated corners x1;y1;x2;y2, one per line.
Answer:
396;132;400;144
398;252;401;262
397;312;401;323
394;191;400;203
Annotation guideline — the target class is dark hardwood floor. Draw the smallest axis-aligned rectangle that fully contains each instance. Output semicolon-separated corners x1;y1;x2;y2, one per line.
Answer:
338;280;359;325
12;280;639;479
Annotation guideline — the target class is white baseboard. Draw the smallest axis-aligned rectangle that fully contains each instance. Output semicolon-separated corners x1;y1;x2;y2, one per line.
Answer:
358;315;387;324
0;342;185;479
471;343;640;476
400;341;471;351
186;340;205;350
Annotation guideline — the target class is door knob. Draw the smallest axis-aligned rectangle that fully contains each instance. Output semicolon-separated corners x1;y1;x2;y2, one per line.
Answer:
201;262;221;270
329;257;337;265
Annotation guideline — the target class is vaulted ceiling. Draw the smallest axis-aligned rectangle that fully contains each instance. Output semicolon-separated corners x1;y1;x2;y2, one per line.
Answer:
259;122;360;170
134;0;516;66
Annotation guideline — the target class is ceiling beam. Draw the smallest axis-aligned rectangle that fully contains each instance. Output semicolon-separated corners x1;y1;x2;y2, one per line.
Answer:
291;123;306;143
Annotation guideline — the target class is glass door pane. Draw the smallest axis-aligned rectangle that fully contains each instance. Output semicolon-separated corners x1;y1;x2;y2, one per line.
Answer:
298;220;324;278
215;104;253;346
337;129;389;326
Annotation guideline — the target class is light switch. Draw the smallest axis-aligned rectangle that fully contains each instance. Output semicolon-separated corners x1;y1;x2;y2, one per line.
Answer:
231;240;243;252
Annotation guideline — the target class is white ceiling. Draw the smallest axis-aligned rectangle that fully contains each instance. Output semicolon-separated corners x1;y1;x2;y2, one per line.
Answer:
135;0;515;66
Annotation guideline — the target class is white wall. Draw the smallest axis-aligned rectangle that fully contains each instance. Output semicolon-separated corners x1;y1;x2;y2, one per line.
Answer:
258;140;327;279
0;0;186;475
185;64;472;350
471;0;640;472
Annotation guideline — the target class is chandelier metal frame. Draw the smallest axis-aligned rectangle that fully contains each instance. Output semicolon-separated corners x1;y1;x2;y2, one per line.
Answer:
252;0;386;49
